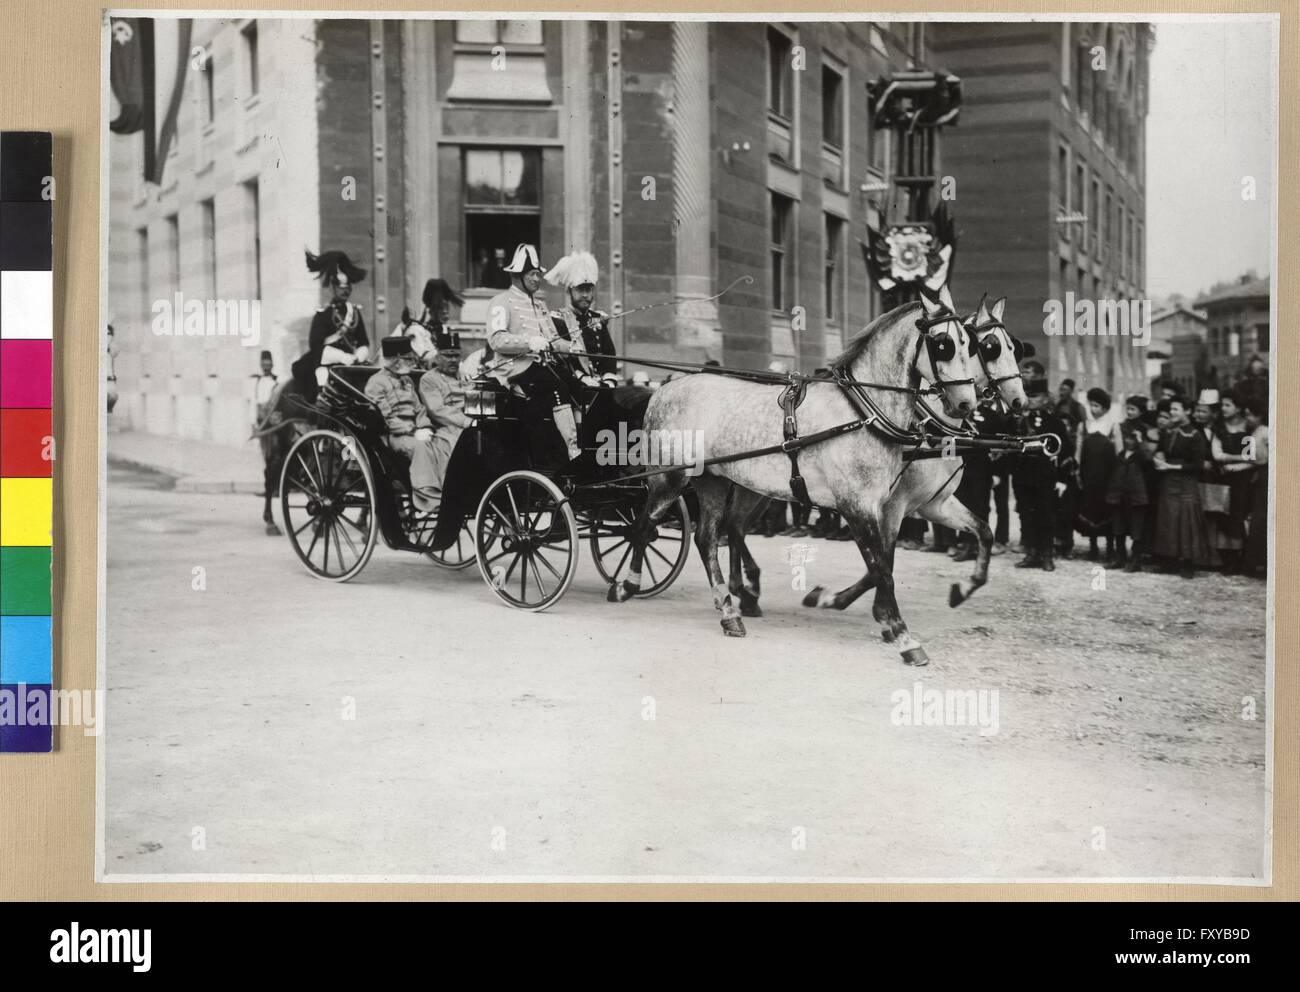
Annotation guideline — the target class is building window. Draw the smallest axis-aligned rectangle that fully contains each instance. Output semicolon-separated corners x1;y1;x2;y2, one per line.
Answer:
824;214;844;324
767;27;796;164
456;20;542;45
244;180;261;299
242;21;259;98
868;120;889;179
1255;323;1269;354
821;60;846;187
447;20;550;102
1136;221;1144;285
1090;178;1101;253
464;148;541;289
200;198;216;297
770;193;794;312
200;48;215;126
1073;162;1085;230
165;214;180;295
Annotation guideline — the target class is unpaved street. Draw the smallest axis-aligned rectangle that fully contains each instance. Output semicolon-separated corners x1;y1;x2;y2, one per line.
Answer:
103;463;1268;881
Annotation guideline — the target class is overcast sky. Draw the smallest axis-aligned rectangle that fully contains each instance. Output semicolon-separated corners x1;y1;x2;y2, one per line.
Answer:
1144;18;1275;302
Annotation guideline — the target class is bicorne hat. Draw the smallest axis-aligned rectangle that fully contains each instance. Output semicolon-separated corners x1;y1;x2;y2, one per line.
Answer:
305;249;367;286
502;244;544;275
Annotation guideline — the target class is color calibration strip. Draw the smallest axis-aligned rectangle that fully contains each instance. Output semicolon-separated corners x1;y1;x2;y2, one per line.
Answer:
0;132;54;753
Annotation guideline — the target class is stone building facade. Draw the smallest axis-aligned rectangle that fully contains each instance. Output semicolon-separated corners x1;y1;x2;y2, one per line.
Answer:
107;17;1020;449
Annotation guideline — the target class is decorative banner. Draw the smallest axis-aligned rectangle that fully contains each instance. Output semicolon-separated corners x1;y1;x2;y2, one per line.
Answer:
863;200;956;293
0;132;53;753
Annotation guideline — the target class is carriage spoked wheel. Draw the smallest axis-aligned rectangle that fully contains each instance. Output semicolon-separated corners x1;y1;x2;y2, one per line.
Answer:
474;470;579;612
589;496;692;598
279;429;378;582
425;519;478;571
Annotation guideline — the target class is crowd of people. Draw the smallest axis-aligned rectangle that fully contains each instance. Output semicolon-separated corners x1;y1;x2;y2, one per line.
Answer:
754;363;1270;581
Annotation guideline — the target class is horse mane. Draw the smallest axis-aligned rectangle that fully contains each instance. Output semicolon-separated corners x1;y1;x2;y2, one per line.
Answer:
828;301;922;374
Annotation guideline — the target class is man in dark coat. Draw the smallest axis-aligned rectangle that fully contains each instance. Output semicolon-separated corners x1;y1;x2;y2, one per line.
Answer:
1013;375;1072;571
951;398;1012;562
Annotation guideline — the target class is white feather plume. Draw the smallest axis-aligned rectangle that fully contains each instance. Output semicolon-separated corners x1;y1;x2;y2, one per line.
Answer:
545;251;599;288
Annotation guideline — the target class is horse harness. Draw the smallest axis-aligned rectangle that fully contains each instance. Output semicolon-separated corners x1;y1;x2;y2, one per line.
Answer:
778;308;973;507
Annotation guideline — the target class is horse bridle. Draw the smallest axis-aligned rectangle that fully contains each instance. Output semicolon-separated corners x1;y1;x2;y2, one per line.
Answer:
965;316;1025;399
913;308;976;392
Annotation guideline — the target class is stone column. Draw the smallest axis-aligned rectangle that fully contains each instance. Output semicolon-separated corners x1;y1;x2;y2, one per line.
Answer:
401;20;438;304
562;21;592;253
671;22;719;355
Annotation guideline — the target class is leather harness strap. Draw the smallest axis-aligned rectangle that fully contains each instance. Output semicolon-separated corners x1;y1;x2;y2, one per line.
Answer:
778;377;813;506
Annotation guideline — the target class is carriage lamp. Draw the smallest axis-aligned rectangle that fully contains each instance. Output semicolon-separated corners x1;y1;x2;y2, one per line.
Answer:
464;386;497;419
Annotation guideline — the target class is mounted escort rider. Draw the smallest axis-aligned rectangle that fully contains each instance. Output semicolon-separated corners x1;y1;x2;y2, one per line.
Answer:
291;249;371;403
391;277;465;368
544;250;620;388
485;243;584;462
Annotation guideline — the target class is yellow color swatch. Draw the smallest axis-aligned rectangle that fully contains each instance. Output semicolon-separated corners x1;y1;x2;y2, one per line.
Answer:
1;477;52;546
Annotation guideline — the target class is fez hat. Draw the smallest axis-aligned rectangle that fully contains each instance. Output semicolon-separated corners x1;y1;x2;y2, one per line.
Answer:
503;243;544;275
422;278;464;310
382;336;415;359
544;251;599;289
259;350;272;361
305;249;367;286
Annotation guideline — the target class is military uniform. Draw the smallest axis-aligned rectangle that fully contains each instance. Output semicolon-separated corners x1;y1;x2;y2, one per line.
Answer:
365;359;441;511
292;300;369;400
550;306;618;382
1012;405;1070;569
417;367;470;491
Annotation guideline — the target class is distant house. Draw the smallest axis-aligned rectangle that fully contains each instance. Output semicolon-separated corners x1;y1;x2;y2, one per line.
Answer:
1152;303;1207;398
1193;275;1270;389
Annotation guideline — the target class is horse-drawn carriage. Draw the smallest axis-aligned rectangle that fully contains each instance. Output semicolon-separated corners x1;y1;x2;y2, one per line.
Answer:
276;360;692;611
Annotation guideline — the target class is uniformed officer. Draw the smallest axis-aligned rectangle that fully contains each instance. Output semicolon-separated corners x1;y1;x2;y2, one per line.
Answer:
951;396;1011;562
417;329;471;494
1012;372;1071;571
486;244;583;462
392;278;465;368
364;336;441;512
291;250;370;401
544;250;619;387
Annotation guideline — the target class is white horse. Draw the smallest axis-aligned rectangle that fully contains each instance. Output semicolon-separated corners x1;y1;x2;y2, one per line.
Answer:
610;290;981;665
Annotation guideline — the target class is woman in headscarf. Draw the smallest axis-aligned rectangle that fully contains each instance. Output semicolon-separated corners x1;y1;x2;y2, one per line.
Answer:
1076;386;1120;563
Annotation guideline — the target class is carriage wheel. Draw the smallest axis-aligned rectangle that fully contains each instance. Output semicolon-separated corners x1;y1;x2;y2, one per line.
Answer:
279;430;378;582
589;496;692;598
425;519;478;570
474;471;579;612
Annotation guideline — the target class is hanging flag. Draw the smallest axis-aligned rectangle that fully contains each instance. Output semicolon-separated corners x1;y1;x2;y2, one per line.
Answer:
146;18;193;185
108;17;150;135
108;17;191;184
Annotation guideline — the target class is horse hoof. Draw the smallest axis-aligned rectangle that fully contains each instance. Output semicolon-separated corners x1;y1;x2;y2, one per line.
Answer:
721;617;747;637
801;586;825;608
902;647;930;666
265;523;282;536
948;582;965;608
740;599;763;618
607;582;635;603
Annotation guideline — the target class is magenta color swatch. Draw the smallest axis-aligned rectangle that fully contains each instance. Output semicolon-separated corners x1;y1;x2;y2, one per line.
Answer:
0;340;52;408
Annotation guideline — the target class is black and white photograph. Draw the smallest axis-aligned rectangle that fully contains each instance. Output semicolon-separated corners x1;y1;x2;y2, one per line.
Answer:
100;11;1275;881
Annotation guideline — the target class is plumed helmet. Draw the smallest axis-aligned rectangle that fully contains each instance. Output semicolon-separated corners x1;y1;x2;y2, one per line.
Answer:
306;249;367;286
544;251;599;289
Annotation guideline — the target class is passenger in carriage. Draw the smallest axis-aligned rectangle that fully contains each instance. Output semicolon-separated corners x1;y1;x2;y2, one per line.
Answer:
485;243;584;462
417;329;472;496
364;336;442;513
544;250;620;389
290;250;371;402
390;278;465;368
